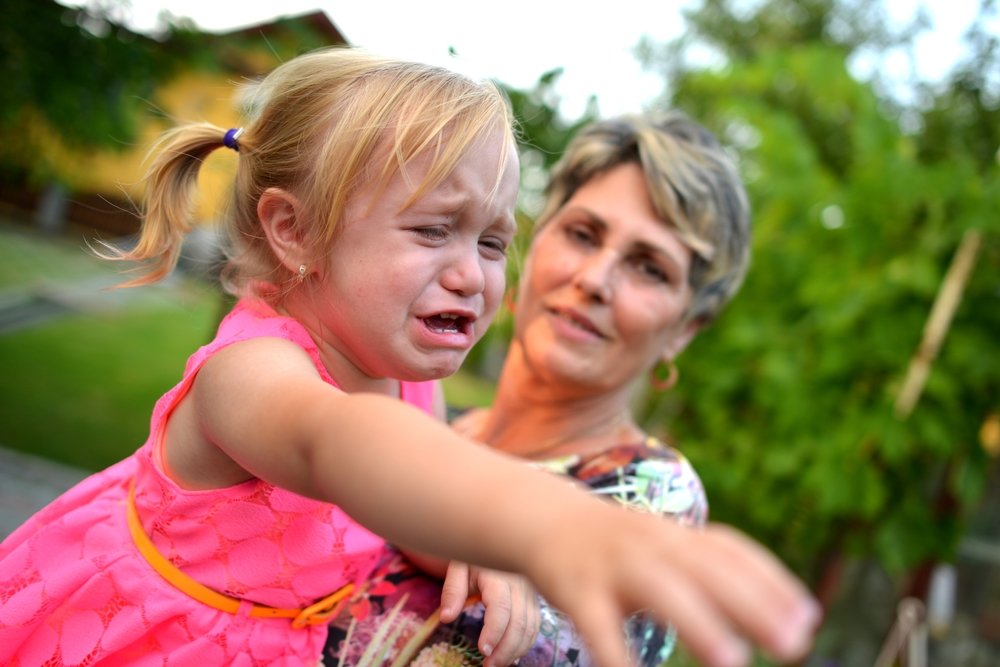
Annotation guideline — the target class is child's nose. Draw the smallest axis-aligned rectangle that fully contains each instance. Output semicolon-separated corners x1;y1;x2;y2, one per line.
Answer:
441;248;486;296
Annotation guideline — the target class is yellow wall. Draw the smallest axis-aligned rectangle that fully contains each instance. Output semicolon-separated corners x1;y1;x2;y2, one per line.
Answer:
39;69;248;226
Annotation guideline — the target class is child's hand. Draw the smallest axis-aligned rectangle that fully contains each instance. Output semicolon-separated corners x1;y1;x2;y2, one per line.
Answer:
440;561;541;667
525;506;821;667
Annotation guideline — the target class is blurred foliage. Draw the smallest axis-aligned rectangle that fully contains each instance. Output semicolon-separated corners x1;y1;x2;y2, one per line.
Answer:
0;0;339;185
2;2;153;143
0;1;191;177
622;0;1000;588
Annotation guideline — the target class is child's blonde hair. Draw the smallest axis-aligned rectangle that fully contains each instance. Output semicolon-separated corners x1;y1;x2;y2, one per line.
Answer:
113;46;515;298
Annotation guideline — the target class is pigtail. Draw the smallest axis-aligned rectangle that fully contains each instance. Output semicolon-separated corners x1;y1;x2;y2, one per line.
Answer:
99;122;231;288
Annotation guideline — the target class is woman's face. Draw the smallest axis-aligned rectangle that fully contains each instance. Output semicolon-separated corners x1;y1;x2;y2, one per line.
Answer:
513;162;698;394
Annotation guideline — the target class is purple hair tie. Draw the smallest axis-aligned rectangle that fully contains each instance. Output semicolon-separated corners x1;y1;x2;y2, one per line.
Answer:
223;127;244;152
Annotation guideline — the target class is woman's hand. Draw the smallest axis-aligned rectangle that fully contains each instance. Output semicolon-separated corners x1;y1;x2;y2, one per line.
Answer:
440;561;541;667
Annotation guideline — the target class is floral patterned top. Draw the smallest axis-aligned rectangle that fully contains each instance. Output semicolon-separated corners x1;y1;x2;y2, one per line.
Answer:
323;438;708;667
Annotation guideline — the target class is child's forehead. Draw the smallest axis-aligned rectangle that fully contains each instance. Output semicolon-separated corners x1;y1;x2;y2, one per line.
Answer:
337;130;514;233
363;124;514;205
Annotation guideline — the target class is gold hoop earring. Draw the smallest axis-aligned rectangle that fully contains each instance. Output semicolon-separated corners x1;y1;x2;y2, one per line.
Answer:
297;264;306;282
650;359;679;391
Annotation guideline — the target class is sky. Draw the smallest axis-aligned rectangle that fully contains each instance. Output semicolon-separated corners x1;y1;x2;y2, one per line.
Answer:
63;0;989;119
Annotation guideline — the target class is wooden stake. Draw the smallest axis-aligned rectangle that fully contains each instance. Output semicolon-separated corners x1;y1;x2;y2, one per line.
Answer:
895;229;983;420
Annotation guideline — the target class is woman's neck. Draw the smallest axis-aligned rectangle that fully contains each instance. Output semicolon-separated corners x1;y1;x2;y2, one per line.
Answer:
467;368;643;461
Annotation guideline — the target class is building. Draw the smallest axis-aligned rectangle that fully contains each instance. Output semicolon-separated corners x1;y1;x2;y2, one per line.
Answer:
0;3;347;237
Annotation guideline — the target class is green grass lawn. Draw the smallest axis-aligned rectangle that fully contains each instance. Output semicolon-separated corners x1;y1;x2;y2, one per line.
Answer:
0;220;226;469
0;297;221;470
0;218;496;471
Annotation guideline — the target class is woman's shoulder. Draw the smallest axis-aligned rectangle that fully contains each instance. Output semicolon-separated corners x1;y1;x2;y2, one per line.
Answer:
636;436;703;481
571;437;708;525
565;437;687;479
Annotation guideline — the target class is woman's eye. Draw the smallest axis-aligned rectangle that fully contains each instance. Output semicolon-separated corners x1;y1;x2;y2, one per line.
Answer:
565;223;598;246
634;258;670;283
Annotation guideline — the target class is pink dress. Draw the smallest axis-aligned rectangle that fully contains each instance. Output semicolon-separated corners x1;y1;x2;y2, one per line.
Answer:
0;298;436;666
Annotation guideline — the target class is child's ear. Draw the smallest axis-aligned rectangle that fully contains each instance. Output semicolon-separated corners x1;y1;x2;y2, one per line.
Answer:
258;187;308;275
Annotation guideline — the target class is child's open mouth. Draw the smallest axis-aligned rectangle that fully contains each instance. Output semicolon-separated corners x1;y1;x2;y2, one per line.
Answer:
423;313;471;335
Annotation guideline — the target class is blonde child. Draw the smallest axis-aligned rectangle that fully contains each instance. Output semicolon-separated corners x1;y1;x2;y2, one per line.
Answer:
0;47;818;667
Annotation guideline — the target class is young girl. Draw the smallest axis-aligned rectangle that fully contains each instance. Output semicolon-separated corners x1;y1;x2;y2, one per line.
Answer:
0;47;817;667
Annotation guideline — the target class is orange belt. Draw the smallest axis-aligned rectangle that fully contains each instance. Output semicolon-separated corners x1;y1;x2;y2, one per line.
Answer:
126;480;354;628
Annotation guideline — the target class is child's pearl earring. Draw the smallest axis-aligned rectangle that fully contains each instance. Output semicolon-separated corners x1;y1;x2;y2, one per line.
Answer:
298;264;307;282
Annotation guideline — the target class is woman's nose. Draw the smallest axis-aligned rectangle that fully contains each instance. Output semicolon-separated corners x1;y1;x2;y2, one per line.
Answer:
573;249;616;303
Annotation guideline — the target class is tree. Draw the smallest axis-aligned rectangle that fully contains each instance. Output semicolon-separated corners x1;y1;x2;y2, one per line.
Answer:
0;0;196;183
0;0;341;187
630;0;999;601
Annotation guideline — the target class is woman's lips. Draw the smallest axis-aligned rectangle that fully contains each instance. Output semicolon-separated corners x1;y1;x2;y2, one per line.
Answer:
548;306;608;340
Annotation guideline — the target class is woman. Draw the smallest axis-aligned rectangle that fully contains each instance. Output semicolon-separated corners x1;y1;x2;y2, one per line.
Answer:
459;109;748;459
323;110;815;667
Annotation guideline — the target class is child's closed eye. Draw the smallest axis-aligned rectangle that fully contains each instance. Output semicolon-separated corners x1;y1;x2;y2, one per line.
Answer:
479;236;508;260
412;226;449;242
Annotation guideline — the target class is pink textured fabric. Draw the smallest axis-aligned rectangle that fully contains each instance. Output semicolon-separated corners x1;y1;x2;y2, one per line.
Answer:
0;298;437;666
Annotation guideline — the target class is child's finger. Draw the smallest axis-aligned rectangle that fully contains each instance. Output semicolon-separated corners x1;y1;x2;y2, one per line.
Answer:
477;576;514;664
633;563;751;667
629;523;817;667
695;525;821;661
486;579;540;666
439;561;471;623
515;589;542;659
562;596;632;667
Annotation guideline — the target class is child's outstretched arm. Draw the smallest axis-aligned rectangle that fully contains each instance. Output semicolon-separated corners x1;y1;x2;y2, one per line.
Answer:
179;338;819;667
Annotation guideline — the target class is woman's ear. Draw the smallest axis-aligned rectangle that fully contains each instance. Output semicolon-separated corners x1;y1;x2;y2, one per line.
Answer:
258;187;308;275
660;318;702;362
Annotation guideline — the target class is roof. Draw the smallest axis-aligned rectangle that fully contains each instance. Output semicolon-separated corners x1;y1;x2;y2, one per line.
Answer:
222;10;348;45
